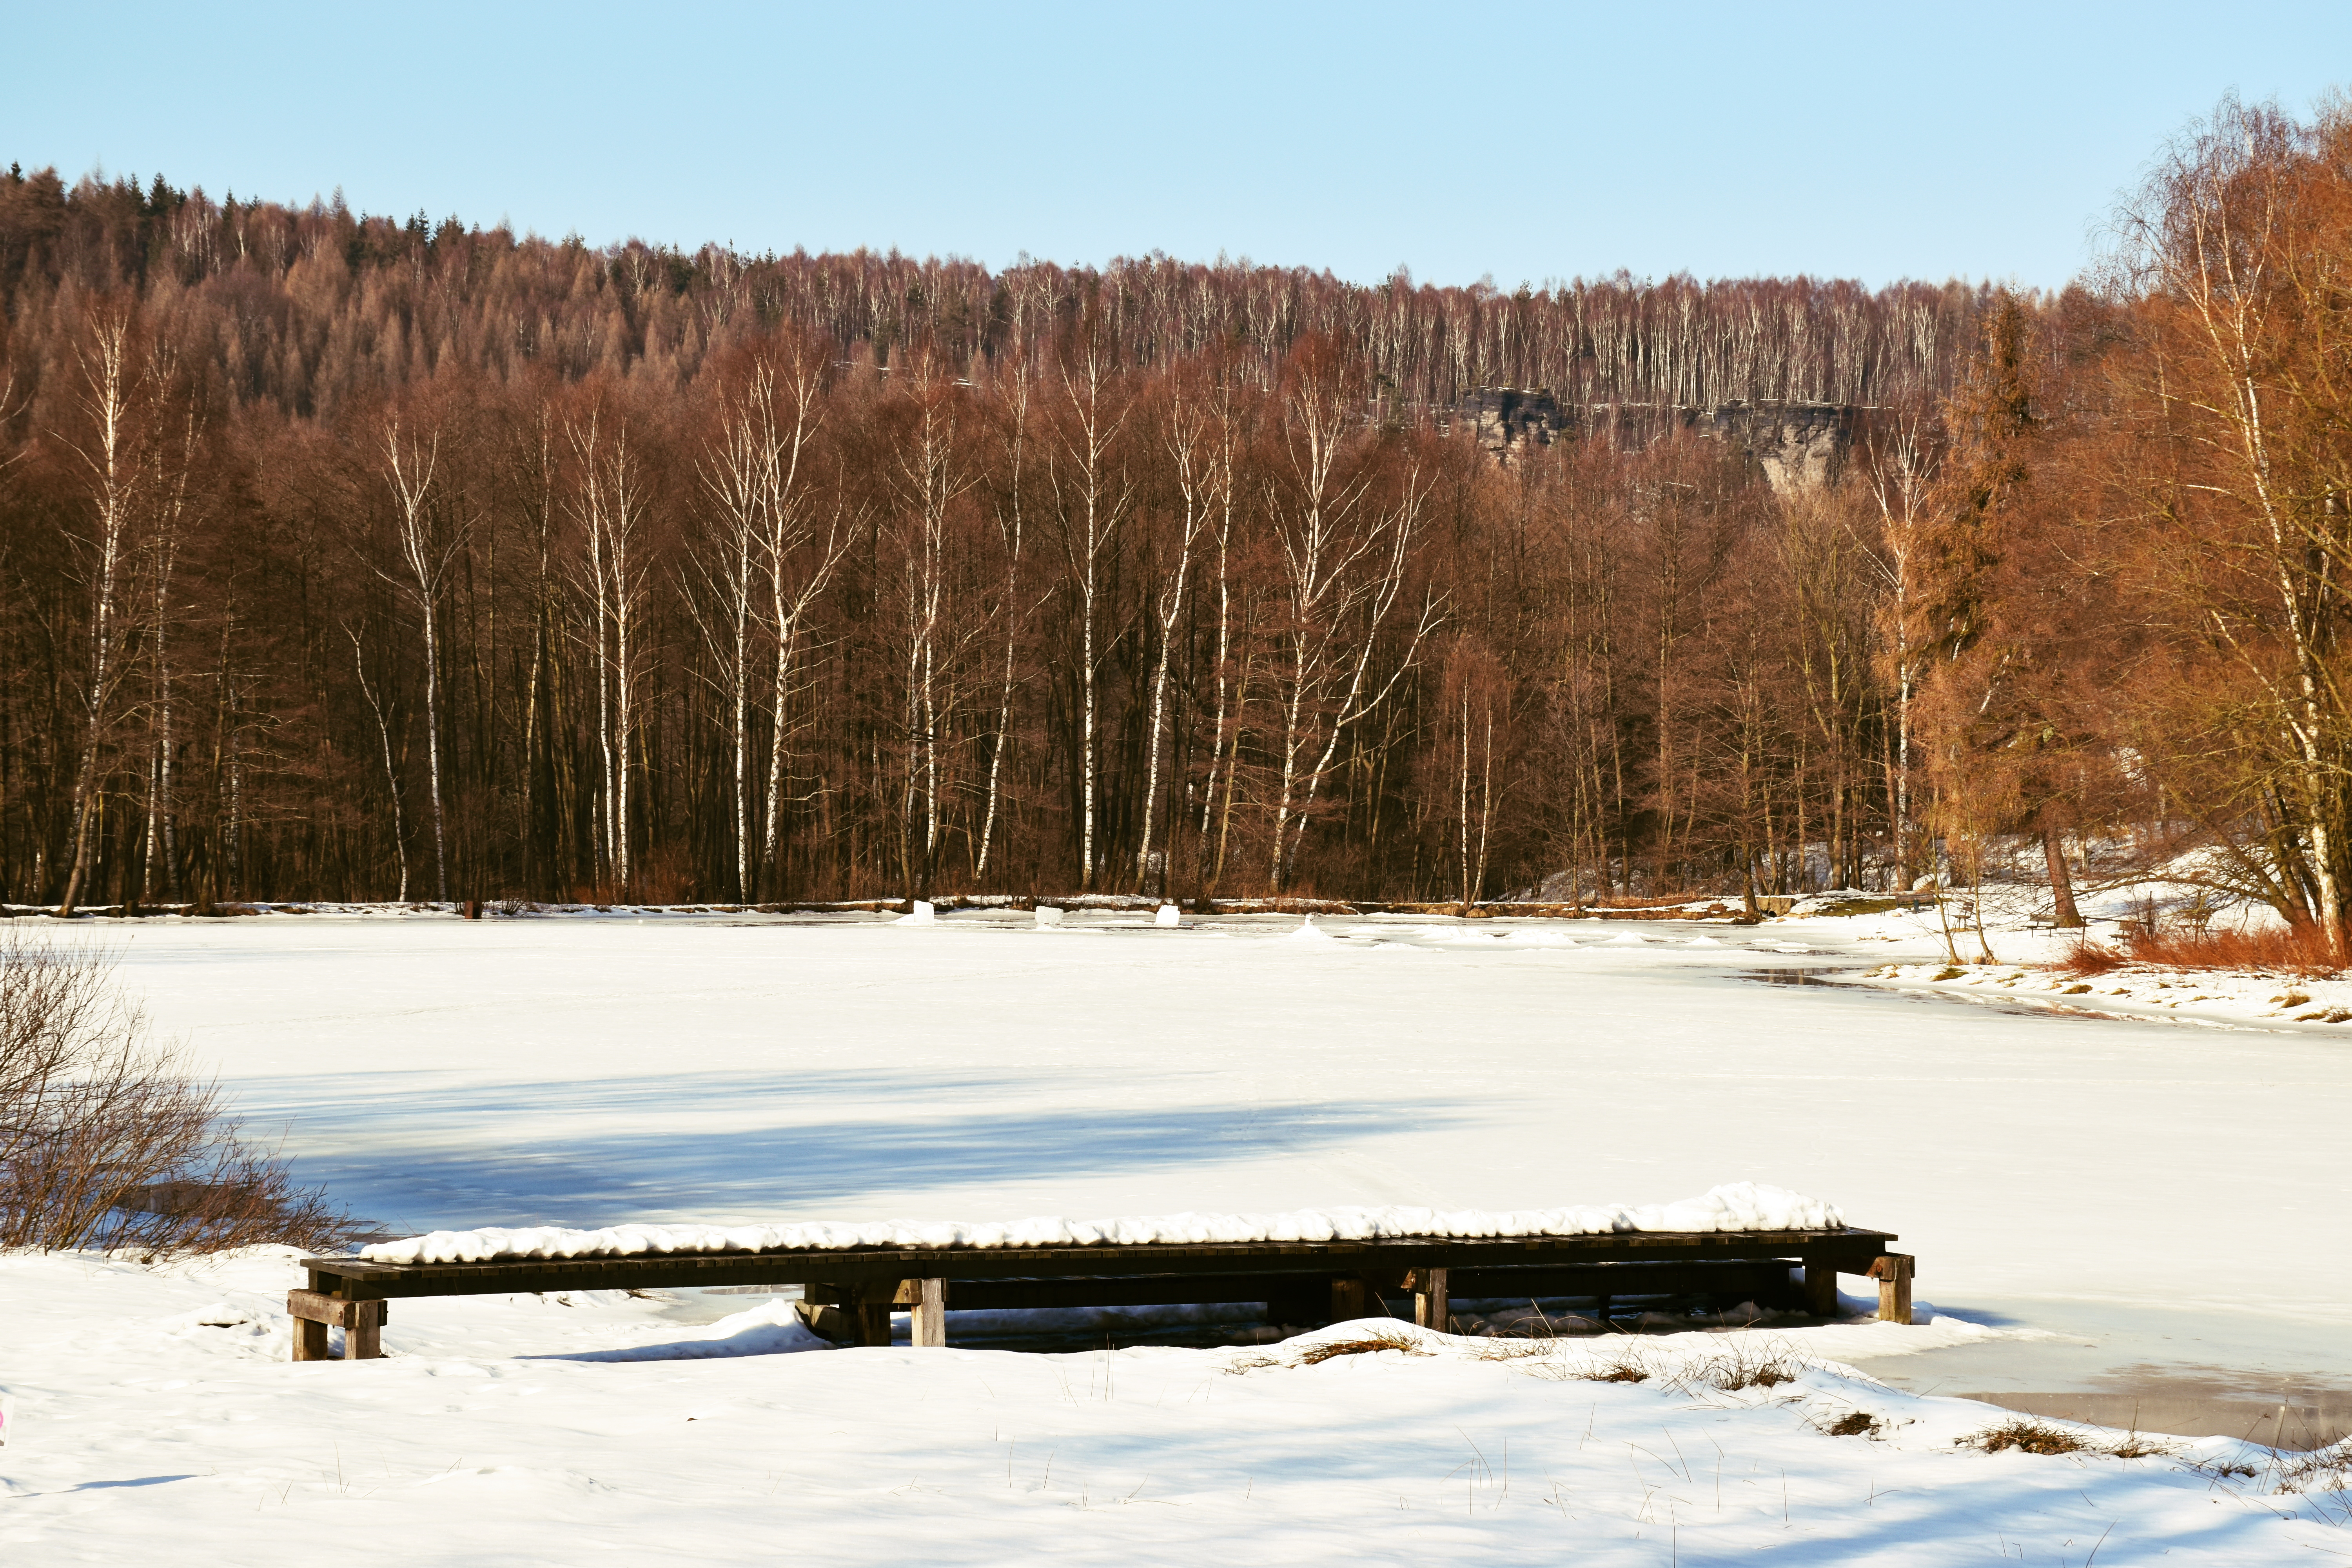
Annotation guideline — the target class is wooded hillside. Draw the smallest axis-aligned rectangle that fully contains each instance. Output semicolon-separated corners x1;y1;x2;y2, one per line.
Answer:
4;95;2347;940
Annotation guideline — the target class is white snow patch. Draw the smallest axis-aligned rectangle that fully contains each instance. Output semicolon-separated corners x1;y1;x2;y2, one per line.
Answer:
360;1183;1847;1265
562;1298;829;1361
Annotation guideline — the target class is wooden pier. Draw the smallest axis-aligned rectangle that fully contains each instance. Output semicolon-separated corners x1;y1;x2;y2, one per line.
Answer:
291;1225;1910;1359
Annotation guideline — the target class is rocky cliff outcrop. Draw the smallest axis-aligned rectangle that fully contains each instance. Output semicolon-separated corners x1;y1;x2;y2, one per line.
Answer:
1447;390;1858;493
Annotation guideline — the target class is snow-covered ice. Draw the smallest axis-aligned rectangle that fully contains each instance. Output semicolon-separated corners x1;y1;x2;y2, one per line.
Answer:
7;904;2352;1563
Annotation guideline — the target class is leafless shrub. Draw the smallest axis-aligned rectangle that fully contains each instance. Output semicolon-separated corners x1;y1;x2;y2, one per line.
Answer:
0;928;362;1258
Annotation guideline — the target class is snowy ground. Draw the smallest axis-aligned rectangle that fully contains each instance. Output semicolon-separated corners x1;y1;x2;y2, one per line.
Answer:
6;904;2352;1562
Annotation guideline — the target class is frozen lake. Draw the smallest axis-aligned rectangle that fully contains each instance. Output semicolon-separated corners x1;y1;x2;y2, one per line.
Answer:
107;909;2352;1424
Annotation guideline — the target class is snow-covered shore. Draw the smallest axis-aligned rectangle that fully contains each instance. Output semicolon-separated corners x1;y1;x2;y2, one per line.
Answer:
4;1244;2342;1566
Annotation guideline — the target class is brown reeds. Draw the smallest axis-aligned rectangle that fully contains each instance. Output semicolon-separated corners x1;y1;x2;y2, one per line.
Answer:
2053;938;2127;978
2054;922;2343;979
0;927;363;1258
2124;923;2343;977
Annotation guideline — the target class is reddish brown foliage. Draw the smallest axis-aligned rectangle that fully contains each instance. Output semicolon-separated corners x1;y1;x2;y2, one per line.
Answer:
2124;924;2343;978
2054;924;2342;978
2052;939;2126;978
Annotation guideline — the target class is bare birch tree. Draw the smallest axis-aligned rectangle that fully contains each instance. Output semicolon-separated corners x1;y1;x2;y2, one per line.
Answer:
975;359;1037;883
343;621;409;900
1263;353;1439;890
1862;412;1934;884
567;412;652;898
882;357;978;897
136;344;201;905
1045;339;1134;889
1133;377;1218;892
2112;97;2352;956
382;421;461;905
56;307;147;916
755;346;848;898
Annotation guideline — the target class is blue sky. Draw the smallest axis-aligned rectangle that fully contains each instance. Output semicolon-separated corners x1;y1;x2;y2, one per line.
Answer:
6;3;2346;289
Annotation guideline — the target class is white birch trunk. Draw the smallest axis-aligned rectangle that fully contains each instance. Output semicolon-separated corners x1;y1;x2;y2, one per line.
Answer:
385;424;452;905
58;312;140;916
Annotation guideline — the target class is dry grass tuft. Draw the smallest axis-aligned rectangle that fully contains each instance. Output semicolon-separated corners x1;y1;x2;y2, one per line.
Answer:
1568;1341;1656;1384
2273;1442;2352;1497
1966;1417;2089;1455
1293;1330;1433;1366
1226;1329;1434;1374
1962;1417;2181;1459
1822;1411;1882;1437
1686;1341;1808;1391
1466;1337;1565;1363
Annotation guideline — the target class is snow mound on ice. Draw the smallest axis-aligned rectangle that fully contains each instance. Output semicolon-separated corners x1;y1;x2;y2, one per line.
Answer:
359;1182;1847;1265
558;1299;829;1361
1154;903;1181;927
183;1302;256;1328
896;900;936;925
1289;915;1333;941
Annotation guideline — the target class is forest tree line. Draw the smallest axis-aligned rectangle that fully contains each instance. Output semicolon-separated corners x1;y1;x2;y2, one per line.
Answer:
3;94;2350;947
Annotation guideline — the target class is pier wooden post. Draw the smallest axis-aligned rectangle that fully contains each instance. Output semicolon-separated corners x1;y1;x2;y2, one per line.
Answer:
346;1300;385;1359
1868;1254;1914;1324
287;1290;385;1359
853;1281;898;1346
1329;1273;1368;1321
1803;1259;1840;1318
1410;1267;1449;1333
909;1278;948;1347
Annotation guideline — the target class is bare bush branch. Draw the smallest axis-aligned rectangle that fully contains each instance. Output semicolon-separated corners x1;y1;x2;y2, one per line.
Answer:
0;927;363;1257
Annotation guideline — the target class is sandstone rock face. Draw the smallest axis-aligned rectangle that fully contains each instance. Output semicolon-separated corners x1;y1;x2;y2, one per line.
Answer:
1693;401;1853;493
1447;390;1857;494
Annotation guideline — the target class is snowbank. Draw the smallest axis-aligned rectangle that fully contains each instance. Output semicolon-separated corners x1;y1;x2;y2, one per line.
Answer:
555;1298;829;1361
359;1182;1846;1265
